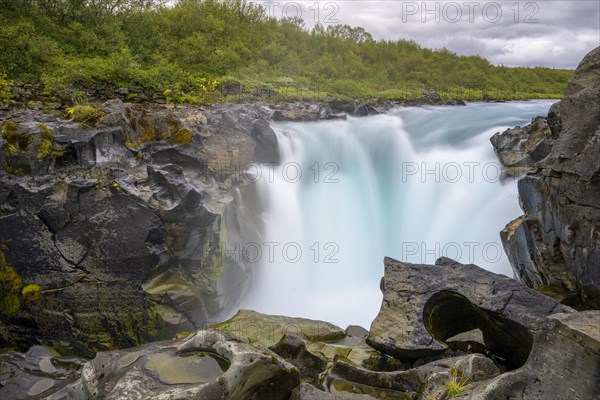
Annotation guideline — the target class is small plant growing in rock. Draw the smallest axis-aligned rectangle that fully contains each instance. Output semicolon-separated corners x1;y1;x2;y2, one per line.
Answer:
444;368;469;398
65;105;104;125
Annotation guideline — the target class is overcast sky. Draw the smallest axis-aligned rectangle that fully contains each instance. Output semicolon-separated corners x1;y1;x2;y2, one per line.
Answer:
253;0;600;69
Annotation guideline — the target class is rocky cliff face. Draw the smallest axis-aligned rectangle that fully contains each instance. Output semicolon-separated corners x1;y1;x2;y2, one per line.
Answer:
492;47;600;309
0;100;279;355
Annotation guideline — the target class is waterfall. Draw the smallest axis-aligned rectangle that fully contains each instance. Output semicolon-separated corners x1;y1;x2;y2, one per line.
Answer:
238;100;556;328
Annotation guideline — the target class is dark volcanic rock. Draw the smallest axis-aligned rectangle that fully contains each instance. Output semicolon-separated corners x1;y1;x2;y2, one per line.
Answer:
0;100;273;354
269;334;328;385
468;311;600;399
493;47;600;309
80;330;300;400
249;118;280;163
367;257;573;369
490;116;554;169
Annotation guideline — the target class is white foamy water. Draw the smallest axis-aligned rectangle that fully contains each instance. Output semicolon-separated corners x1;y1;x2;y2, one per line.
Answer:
238;100;556;328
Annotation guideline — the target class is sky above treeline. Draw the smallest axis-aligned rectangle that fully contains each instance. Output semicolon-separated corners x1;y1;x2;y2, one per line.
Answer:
251;0;600;69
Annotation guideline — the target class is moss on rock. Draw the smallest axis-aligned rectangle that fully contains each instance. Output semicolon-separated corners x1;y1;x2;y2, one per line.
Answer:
36;123;53;159
0;250;23;315
65;105;104;125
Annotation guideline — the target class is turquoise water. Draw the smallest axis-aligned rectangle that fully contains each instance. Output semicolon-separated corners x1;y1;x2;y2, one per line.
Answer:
240;100;556;328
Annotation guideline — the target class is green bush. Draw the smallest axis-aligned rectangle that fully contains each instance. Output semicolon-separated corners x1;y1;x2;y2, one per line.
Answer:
0;0;574;102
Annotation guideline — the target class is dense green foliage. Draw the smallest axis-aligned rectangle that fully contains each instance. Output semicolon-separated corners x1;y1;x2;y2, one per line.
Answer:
0;0;573;102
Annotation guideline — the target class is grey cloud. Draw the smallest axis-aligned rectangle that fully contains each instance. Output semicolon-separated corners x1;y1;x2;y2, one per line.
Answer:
298;0;600;68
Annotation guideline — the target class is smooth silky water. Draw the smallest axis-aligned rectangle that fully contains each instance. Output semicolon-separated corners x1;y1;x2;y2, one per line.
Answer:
237;100;556;328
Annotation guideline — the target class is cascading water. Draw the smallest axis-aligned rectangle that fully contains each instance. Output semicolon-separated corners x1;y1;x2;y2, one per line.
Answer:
238;100;556;328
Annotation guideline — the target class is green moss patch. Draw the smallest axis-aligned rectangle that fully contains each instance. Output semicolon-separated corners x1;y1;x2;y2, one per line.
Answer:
65;105;104;125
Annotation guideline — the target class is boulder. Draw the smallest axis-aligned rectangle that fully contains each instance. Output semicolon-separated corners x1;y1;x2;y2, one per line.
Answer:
325;99;358;114
490;116;554;169
80;330;300;400
367;257;573;370
210;309;346;348
269;334;328;385
249;118;280;163
468;311;600;399
352;104;381;117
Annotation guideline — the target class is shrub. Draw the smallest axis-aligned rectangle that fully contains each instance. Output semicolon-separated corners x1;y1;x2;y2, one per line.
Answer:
163;85;198;107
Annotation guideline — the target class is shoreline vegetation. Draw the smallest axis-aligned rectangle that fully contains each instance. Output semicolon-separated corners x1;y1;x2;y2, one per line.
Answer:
0;0;573;108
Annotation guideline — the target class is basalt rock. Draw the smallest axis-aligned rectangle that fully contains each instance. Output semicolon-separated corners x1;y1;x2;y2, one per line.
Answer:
268;334;328;386
490;116;554;170
367;257;573;370
493;46;600;309
0;100;274;354
467;311;600;399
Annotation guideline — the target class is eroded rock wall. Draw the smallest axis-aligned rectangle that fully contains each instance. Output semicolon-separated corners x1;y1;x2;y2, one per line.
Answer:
492;47;600;309
0;100;277;354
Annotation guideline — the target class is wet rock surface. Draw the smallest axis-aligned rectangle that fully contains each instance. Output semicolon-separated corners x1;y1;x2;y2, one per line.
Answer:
491;46;600;309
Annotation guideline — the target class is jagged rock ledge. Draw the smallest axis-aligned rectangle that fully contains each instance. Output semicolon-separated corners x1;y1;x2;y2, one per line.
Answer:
490;46;600;309
0;100;282;355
